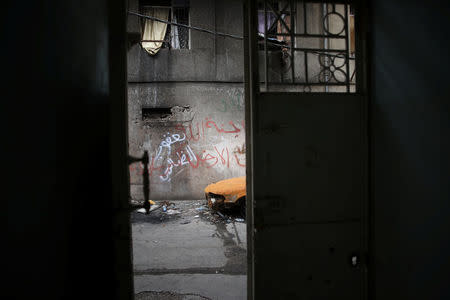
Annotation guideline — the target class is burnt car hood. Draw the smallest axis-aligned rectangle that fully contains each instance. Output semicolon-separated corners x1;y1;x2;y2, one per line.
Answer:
204;176;246;203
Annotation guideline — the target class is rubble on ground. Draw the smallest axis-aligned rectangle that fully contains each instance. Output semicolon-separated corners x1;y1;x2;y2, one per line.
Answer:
131;199;246;225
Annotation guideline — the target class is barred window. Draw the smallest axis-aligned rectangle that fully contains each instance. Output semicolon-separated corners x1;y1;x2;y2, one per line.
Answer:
257;1;357;93
140;0;190;50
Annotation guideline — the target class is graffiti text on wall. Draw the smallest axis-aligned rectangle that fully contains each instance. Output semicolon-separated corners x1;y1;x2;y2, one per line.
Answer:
174;117;245;141
129;128;246;182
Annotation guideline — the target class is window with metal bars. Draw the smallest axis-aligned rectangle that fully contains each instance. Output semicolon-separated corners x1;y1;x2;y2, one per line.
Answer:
257;1;357;93
140;0;189;49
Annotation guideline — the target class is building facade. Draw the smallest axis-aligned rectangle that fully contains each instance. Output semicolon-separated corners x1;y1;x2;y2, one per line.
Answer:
126;0;245;200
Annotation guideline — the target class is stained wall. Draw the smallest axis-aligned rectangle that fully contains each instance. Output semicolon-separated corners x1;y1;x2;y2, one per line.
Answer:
127;0;245;200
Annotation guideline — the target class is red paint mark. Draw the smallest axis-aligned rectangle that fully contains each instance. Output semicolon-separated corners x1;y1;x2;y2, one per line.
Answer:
234;154;246;167
174;123;185;133
203;154;218;168
188;123;200;141
175;118;244;141
202;121;205;140
214;146;226;165
186;152;200;169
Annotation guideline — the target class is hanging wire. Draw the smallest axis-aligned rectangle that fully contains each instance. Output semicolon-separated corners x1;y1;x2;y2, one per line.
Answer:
128;11;244;40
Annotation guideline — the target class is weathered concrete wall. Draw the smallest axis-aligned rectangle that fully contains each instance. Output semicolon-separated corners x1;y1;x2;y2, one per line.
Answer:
126;0;245;200
127;0;244;83
128;83;245;200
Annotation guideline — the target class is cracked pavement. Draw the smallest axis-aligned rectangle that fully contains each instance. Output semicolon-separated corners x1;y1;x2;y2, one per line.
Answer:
132;200;247;300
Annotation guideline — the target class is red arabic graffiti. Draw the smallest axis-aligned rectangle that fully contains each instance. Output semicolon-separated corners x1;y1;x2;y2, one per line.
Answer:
129;144;246;181
174;117;245;141
129;117;246;182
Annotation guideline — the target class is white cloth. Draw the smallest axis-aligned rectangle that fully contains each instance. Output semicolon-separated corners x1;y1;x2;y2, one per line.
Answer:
141;8;170;55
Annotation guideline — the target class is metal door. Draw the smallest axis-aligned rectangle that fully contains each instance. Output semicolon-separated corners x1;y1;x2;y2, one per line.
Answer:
244;1;368;299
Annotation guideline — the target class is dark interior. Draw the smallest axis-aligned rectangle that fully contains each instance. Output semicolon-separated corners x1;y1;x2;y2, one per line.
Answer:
4;0;450;299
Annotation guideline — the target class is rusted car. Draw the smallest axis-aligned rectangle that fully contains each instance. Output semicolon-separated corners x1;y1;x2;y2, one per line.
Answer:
204;176;246;216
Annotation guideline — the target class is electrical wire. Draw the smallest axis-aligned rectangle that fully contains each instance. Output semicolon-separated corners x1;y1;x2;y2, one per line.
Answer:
128;11;243;40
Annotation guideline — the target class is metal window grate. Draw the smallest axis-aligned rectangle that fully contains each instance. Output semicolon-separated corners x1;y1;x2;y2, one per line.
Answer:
258;1;356;93
172;7;189;49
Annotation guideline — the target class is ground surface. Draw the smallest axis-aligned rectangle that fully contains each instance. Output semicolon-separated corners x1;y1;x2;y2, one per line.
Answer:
132;200;247;300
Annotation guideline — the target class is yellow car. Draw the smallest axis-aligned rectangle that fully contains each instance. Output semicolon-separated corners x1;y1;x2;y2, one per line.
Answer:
204;176;246;216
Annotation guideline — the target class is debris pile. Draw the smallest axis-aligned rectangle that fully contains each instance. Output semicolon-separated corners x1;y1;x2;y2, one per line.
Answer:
196;202;245;224
133;200;246;224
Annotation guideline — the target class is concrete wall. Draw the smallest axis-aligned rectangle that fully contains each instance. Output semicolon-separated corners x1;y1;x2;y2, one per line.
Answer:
127;0;245;200
128;83;245;199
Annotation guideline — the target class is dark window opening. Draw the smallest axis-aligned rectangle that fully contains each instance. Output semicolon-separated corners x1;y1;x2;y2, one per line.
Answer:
142;107;173;120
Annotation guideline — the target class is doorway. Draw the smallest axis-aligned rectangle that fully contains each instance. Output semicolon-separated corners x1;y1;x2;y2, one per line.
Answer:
126;1;248;299
123;0;368;299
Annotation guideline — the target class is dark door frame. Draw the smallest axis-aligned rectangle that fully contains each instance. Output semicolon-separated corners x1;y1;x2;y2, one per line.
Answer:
110;1;370;299
109;1;135;299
